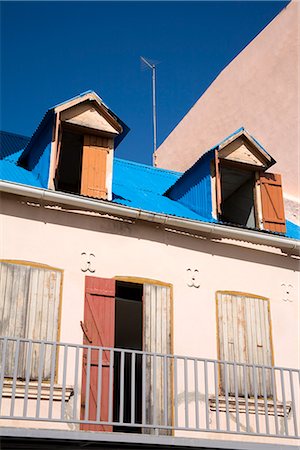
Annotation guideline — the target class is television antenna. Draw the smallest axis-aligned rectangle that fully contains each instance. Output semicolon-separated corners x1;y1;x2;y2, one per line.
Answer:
141;56;158;165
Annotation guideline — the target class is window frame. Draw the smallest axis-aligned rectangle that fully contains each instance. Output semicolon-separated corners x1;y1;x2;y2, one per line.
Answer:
0;259;63;383
215;290;275;398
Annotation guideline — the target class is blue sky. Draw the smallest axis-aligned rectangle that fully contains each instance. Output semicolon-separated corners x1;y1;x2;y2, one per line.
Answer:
1;1;288;165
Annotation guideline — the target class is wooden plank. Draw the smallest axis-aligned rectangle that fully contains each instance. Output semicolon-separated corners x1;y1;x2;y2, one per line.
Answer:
81;134;108;199
143;284;172;434
0;264;30;377
80;276;115;432
217;292;273;397
0;263;61;380
258;172;286;233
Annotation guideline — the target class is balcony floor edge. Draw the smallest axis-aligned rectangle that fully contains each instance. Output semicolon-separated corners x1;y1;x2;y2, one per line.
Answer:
0;428;299;450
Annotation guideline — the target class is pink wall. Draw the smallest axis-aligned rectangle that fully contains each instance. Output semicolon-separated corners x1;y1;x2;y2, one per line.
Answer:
156;2;299;220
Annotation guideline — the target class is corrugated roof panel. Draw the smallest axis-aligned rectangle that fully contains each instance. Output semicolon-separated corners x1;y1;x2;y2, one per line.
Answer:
0;159;43;188
0;131;30;160
166;150;214;220
113;158;182;195
19;110;54;169
286;220;300;240
112;158;214;222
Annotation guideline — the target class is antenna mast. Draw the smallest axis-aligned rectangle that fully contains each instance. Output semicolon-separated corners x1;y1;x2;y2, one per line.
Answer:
141;56;157;165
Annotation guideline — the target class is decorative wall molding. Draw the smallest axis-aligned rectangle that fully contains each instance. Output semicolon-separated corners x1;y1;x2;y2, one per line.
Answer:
186;268;200;288
281;283;293;302
81;252;96;273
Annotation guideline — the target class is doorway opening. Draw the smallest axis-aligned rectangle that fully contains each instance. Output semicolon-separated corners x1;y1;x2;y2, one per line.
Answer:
113;281;143;433
220;164;256;228
55;130;83;194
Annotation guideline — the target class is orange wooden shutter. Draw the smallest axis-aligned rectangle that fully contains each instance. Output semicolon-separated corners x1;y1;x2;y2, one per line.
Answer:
80;276;115;432
258;172;286;233
81;135;108;199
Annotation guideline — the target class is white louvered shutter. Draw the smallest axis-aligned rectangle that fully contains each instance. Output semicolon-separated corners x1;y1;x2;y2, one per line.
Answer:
143;284;172;434
0;262;61;379
217;292;272;397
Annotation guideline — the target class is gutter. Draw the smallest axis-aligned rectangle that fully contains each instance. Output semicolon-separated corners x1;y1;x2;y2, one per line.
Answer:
1;180;299;255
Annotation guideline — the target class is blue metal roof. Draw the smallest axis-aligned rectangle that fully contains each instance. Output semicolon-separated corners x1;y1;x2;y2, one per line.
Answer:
166;150;214;219
0;158;43;188
0;131;30;160
112;158;213;222
286;220;300;240
1;129;299;241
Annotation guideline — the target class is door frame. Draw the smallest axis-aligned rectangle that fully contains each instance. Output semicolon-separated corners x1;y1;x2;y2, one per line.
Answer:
114;276;174;432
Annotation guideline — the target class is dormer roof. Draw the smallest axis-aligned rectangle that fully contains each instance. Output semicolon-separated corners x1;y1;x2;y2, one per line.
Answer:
216;127;275;169
165;127;275;199
18;91;129;168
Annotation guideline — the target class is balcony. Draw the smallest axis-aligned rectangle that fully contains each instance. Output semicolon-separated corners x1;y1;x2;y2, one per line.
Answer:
0;337;299;449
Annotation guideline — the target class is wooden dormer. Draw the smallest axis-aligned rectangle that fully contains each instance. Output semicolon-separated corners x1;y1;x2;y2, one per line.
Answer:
213;129;286;233
48;92;123;201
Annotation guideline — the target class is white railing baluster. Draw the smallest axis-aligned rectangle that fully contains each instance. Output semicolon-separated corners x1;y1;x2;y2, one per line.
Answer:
10;338;20;417
0;336;298;439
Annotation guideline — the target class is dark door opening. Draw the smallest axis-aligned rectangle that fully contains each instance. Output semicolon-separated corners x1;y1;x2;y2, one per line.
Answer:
113;281;143;433
55;130;83;194
220;165;256;228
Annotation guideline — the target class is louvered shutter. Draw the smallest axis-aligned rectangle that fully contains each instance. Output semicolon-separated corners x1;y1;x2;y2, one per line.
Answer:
80;135;109;199
143;284;172;434
80;276;115;432
217;292;272;397
258;173;286;233
0;262;61;379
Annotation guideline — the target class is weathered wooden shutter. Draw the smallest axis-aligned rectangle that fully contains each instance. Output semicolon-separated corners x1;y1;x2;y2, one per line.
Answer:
0;262;61;379
80;276;115;432
143;284;172;434
217;292;272;397
258;173;286;233
80;135;109;199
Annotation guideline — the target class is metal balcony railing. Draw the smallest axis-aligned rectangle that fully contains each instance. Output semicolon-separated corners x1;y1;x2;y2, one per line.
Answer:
0;337;299;439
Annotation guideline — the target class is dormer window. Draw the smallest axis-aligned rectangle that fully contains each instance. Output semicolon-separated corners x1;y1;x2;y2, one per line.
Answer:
165;128;286;235
214;130;286;233
54;127;112;199
55;128;83;195
218;163;256;228
48;92;123;201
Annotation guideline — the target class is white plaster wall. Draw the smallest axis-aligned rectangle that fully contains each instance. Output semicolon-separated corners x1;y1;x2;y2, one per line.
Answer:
1;196;298;368
0;195;299;441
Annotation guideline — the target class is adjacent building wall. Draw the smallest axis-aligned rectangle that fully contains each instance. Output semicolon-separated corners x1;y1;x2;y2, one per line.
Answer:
156;1;299;224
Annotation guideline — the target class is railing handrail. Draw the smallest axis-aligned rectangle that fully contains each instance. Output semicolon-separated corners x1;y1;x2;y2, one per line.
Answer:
0;336;298;373
0;335;299;440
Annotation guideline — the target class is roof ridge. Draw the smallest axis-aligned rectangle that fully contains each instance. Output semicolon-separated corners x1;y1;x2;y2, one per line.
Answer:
0;130;30;140
114;157;182;176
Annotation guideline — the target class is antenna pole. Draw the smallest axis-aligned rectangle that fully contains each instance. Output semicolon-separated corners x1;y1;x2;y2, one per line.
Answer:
152;63;157;157
141;56;158;165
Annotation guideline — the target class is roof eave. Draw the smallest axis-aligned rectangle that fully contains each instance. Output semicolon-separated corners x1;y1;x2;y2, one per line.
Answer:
1;180;298;255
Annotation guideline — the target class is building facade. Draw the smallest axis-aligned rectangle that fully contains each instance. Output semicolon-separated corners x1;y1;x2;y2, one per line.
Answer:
0;92;299;449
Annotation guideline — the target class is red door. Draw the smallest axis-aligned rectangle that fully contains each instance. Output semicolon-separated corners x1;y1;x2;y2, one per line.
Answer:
80;276;115;431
